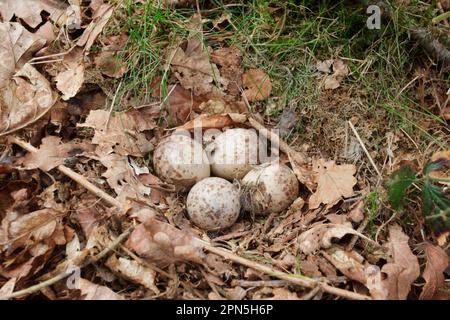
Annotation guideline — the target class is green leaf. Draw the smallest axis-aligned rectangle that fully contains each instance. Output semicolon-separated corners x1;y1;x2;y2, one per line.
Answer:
387;166;417;210
423;159;449;176
422;182;450;215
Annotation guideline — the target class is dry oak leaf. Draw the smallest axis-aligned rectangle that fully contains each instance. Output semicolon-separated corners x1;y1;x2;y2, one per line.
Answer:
21;136;93;171
97;152;150;197
105;255;159;294
0;0;68;28
126;218;205;267
309;159;357;209
78;109;156;156
170;37;226;96
419;243;450;300
380;224;420;300
323;248;367;284
242;68;272;102
77;278;124;300
0;63;56;136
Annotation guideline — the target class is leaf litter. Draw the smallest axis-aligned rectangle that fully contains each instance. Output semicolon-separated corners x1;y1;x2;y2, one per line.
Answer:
0;0;447;301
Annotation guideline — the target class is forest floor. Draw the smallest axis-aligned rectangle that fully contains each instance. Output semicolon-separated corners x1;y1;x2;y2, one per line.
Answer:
0;0;449;300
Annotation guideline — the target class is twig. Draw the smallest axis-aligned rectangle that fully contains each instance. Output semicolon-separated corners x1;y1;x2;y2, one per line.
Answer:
2;229;131;300
347;121;382;178
346;215;370;251
10;137;124;210
203;243;371;300
231;280;289;288
104;81;123;131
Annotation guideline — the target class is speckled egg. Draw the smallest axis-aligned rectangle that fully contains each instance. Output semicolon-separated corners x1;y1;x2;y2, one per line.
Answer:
207;128;258;180
241;162;299;215
153;133;210;191
186;177;241;230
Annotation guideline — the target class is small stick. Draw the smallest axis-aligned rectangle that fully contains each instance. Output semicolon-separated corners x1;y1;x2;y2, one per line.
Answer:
10;137;124;210
2;229;131;300
203;244;371;300
347;121;382;178
231;280;289;288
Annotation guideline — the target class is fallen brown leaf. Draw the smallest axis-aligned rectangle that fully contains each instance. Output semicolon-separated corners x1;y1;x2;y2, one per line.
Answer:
77;278;124;300
105;255;159;294
78;109;156;156
419;243;449;300
309;159;357;209
242;68;272;102
21;136;93;171
321;58;349;90
347;200;365;223
0;63;56;136
94;33;128;78
380;224;420;300
77;3;114;52
0;0;68;28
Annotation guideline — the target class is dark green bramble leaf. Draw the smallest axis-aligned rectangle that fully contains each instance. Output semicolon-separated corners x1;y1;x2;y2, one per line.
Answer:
422;182;450;215
423;159;449;176
387;166;417;210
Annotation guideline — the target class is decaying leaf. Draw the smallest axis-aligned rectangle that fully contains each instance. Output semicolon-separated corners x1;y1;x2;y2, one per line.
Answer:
0;63;56;136
105;255;159;294
0;208;66;254
97;153;150;197
419;243;449;300
380;224;420;300
21;136;93;171
0;22;47;87
94;33;128;78
309;159;357;209
77;278;124;300
242;69;272;102
171;37;225;96
347;200;365;223
323;248;366;284
211;46;243;98
0;0;68;28
126;218;205;266
78;109;156;156
298;223;373;254
318;58;349;90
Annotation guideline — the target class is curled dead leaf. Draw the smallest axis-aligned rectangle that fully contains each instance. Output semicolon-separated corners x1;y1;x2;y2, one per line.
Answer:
0;63;56;136
105;255;159;294
419;243;449;300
